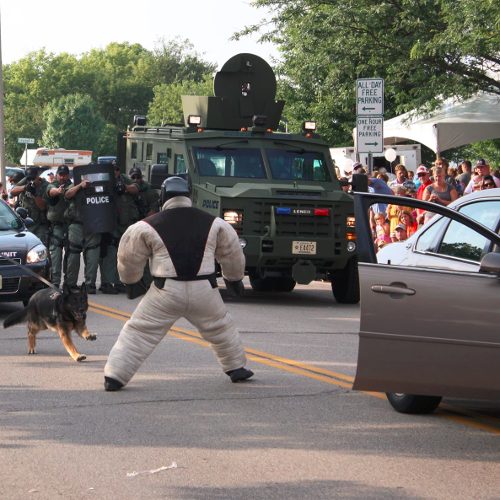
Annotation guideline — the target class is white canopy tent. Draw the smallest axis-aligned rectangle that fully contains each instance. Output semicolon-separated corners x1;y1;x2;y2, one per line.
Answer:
382;92;500;156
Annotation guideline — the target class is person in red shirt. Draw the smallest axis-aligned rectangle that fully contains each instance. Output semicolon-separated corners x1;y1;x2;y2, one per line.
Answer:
416;165;432;225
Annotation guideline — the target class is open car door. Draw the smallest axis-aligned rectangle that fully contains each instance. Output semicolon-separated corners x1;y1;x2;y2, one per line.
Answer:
352;192;500;413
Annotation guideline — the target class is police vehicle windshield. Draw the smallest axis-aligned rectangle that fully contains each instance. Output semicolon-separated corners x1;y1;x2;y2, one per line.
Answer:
0;200;19;230
193;148;267;179
266;149;332;182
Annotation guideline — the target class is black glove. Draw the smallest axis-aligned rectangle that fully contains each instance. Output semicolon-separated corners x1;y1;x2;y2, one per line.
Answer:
223;279;245;297
24;181;36;198
115;180;126;195
125;279;148;300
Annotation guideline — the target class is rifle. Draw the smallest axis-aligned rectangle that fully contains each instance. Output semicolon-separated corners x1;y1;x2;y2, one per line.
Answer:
45;224;53;283
134;195;148;220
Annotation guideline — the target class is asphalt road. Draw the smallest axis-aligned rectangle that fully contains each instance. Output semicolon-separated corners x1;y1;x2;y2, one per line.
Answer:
1;279;500;500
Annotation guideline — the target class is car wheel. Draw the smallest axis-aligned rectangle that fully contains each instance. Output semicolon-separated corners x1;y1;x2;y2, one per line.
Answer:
273;277;296;292
386;393;443;414
330;257;360;304
249;273;276;292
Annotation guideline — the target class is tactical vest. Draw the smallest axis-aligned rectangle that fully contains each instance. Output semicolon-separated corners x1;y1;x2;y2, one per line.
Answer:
116;174;139;227
46;180;69;223
21;179;49;225
64;183;80;222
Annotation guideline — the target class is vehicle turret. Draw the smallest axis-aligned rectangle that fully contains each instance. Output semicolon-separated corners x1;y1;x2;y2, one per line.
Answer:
182;53;285;131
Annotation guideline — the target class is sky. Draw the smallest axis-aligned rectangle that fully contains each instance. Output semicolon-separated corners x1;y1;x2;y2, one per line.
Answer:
1;0;279;69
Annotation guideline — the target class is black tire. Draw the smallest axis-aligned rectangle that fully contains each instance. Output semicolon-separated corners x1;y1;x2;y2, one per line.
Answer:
273;277;296;292
249;273;276;292
330;257;360;304
386;393;443;414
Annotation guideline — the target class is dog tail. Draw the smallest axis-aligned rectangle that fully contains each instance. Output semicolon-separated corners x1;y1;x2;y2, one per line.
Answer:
3;307;29;328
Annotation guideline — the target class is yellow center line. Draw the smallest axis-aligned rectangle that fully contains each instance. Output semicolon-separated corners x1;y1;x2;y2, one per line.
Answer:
89;301;500;434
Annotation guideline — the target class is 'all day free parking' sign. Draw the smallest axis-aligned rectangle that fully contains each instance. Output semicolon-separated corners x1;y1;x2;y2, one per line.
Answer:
356;78;384;116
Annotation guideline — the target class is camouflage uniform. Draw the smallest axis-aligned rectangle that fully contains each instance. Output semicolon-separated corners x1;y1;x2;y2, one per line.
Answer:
16;177;50;245
45;180;69;287
64;183;101;290
136;181;160;217
135;180;160;287
100;174;140;288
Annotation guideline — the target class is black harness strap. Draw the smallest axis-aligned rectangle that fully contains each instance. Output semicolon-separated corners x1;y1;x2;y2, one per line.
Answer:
146;207;216;280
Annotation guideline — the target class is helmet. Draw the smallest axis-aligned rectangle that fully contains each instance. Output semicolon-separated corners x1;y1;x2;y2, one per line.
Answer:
160;176;190;206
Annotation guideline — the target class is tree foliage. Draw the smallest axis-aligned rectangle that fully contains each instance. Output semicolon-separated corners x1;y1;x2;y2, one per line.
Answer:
42;94;105;156
147;76;214;126
236;0;500;147
3;38;215;163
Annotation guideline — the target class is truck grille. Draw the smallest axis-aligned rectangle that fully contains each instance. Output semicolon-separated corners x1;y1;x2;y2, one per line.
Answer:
248;200;347;238
0;277;21;293
0;258;22;267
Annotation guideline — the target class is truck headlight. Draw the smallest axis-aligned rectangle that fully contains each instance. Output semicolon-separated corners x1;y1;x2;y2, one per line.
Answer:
223;211;243;225
239;238;247;249
347;242;356;252
27;244;47;264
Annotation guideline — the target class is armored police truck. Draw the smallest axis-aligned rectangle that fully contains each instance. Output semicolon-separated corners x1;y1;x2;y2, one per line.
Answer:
121;53;358;303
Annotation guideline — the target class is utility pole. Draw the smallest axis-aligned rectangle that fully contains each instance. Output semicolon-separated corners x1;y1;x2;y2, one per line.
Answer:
0;7;5;184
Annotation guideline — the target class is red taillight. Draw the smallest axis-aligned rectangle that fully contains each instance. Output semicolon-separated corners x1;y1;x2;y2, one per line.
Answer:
314;209;330;216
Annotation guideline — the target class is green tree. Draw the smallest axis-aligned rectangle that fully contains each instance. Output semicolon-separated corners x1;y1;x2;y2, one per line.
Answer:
144;37;217;87
42;94;105;158
3;49;83;163
78;42;154;131
147;76;214;126
236;0;500;146
98;123;120;158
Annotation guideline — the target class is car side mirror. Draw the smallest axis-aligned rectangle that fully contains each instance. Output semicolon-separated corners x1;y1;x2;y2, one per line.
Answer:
479;252;500;274
16;206;28;219
351;174;369;193
23;217;34;228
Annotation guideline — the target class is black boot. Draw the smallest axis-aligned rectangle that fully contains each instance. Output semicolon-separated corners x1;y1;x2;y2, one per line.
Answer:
104;376;124;391
101;284;119;295
226;367;254;383
114;283;127;294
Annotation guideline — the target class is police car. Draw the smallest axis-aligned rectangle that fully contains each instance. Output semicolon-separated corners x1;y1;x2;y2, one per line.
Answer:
0;199;48;305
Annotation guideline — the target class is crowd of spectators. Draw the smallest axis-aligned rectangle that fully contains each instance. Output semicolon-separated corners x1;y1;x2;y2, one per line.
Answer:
342;158;499;252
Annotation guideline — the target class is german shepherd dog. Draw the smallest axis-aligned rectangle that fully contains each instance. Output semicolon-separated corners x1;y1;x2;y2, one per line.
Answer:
3;283;96;361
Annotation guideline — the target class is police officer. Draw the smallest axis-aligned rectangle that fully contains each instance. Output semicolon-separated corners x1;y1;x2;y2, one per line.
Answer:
129;166;160;287
64;178;102;294
46;165;71;288
103;176;253;391
99;161;139;294
10;167;49;244
129;167;160;218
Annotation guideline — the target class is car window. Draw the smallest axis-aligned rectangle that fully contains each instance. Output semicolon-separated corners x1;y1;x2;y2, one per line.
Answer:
458;200;500;230
0;201;18;230
266;149;331;182
193;148;267;178
415;217;447;253
438;201;500;262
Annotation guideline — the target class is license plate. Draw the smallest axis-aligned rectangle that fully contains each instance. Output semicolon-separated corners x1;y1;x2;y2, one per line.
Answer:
292;241;316;255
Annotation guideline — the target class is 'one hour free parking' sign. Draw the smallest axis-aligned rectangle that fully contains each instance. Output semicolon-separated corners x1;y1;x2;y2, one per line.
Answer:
356;116;384;154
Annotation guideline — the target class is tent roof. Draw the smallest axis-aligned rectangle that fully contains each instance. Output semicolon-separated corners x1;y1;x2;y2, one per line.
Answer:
383;92;500;154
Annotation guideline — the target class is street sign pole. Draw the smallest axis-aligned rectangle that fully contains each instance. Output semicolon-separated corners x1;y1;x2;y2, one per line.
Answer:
17;138;35;169
356;78;384;175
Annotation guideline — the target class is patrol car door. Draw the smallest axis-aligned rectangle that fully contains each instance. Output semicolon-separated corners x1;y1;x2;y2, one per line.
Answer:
352;193;500;400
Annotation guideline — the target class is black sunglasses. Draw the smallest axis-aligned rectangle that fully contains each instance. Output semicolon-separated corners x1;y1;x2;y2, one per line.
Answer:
131;175;141;180
483;183;495;187
417;173;427;177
